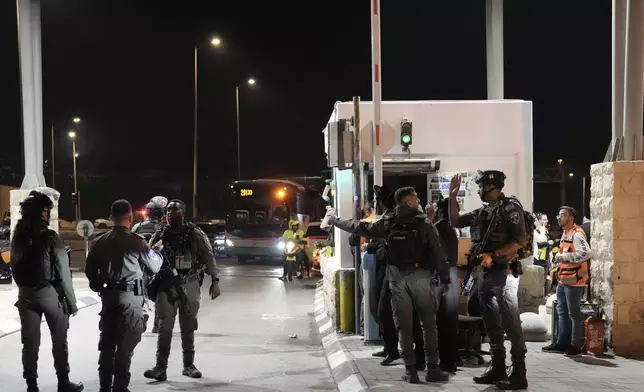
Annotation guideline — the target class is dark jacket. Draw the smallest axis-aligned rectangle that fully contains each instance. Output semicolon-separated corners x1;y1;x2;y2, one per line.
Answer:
150;222;219;278
333;206;450;283
434;219;458;267
85;226;163;292
11;224;78;313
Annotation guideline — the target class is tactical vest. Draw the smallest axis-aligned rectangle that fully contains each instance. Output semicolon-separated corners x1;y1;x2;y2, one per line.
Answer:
164;225;197;271
11;230;55;288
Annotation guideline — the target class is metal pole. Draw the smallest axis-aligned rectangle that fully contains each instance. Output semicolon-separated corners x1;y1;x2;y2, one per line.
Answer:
623;0;644;161
485;0;504;99
613;0;628;144
582;175;587;218
558;163;566;206
192;46;198;218
352;96;361;335
72;139;78;222
370;0;383;189
51;124;55;189
236;85;241;180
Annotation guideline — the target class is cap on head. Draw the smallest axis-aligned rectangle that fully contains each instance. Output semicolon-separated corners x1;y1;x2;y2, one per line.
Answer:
475;170;506;188
110;199;132;221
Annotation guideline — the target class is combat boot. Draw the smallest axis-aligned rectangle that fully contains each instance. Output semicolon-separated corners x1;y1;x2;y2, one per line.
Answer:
473;357;507;385
143;366;167;382
401;365;420;384
56;381;84;392
425;365;449;383
496;362;528;390
98;370;112;392
26;378;38;392
182;351;202;378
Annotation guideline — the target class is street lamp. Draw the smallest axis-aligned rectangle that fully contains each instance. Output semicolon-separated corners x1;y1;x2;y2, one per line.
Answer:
236;77;256;181
50;117;81;189
569;172;574;177
68;131;79;222
191;36;225;219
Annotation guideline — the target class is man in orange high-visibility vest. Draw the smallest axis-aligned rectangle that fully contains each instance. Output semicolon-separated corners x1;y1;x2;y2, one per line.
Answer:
542;206;591;357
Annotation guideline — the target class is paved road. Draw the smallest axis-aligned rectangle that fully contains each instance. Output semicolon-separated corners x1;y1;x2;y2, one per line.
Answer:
0;259;336;392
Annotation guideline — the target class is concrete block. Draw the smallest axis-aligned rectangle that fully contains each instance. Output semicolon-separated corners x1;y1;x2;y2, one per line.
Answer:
520;312;548;342
518;264;544;314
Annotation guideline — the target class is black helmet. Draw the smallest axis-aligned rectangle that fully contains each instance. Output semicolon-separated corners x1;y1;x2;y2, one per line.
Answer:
475;170;506;188
20;191;54;219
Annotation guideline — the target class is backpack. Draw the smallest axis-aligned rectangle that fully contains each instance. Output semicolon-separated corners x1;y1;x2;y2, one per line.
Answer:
506;197;535;259
386;217;427;268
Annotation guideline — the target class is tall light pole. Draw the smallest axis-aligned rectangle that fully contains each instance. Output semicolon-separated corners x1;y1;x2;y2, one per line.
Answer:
192;37;223;219
50;116;80;190
236;78;256;181
68;131;79;221
557;159;565;206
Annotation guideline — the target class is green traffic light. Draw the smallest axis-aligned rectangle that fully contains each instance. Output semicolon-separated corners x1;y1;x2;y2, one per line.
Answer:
401;134;411;144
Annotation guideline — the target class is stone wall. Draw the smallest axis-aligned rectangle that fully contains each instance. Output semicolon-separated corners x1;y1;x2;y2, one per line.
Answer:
590;161;644;357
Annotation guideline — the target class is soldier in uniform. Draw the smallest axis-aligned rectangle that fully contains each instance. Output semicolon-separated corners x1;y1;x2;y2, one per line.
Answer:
144;199;220;381
11;191;84;392
448;170;528;390
131;196;167;333
85;199;163;392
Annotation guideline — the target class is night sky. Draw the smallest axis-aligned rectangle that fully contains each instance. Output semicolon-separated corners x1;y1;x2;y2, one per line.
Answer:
0;1;611;220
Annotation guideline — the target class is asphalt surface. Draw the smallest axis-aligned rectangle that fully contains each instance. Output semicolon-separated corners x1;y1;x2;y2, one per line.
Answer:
0;259;336;392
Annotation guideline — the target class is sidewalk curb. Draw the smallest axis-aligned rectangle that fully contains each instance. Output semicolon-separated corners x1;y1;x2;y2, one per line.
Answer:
314;281;369;392
0;293;101;339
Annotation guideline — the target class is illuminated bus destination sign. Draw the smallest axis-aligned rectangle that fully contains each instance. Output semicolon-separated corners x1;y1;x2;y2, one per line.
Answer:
240;189;253;197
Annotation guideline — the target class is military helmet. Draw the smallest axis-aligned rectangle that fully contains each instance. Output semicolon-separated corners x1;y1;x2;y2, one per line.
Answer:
146;196;168;219
20;191;54;218
475;170;506;188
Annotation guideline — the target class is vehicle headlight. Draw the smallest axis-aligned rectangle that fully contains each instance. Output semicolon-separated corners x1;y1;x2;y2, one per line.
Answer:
286;241;295;252
277;241;285;250
225;239;234;247
215;239;225;245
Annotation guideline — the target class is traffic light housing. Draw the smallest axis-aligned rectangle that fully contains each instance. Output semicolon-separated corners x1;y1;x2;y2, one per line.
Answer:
71;192;77;205
401;120;412;149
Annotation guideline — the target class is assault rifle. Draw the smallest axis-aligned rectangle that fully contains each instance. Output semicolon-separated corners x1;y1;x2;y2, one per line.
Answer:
461;210;500;296
151;249;197;330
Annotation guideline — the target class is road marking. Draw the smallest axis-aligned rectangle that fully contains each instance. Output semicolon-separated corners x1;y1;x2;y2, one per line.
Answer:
260;314;307;321
315;312;326;324
338;374;367;392
319;320;332;334
328;350;348;370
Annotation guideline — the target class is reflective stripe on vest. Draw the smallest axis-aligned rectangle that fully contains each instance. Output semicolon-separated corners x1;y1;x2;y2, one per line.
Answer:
558;225;589;287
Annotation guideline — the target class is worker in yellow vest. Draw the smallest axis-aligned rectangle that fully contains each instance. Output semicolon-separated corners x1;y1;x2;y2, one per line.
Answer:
542;206;591;357
278;220;305;281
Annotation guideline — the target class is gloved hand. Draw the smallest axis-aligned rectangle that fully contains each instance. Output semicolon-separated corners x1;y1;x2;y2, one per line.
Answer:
320;207;337;231
548;240;554;246
209;279;221;300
